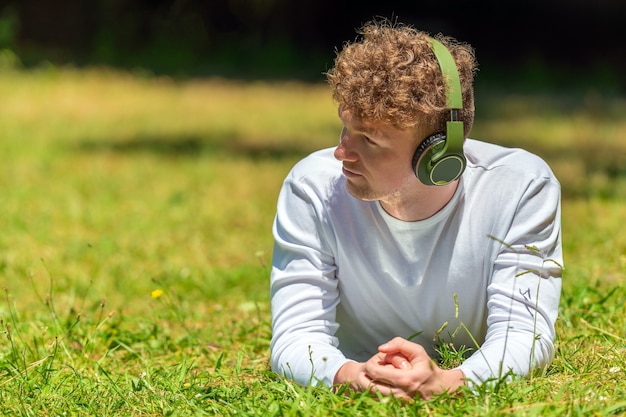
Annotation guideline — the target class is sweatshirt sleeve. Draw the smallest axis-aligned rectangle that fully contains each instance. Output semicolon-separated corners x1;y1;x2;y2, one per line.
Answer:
269;175;349;387
458;175;563;385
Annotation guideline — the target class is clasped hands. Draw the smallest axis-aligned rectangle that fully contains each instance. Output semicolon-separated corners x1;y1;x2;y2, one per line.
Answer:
333;337;465;401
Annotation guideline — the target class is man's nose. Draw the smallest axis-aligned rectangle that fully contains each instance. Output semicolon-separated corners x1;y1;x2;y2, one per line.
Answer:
334;127;357;162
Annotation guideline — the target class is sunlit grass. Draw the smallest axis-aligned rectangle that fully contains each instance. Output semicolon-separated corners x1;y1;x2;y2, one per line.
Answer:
474;91;626;198
0;67;624;415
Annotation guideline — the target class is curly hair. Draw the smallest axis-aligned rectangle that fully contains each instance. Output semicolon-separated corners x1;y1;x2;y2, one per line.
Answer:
326;20;478;136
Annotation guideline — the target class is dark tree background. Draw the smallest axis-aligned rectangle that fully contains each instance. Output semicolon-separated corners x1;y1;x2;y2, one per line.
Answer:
0;0;624;90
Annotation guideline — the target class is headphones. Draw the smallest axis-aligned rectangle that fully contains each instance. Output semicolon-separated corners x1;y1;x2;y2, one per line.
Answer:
412;38;467;186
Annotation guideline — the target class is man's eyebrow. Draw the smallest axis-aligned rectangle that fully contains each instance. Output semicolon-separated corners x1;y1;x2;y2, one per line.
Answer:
349;121;373;135
347;117;381;137
338;108;387;140
358;124;385;139
362;126;392;143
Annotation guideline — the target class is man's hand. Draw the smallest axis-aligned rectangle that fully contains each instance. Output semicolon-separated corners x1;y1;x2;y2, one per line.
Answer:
332;360;374;393
333;337;466;400
366;337;466;400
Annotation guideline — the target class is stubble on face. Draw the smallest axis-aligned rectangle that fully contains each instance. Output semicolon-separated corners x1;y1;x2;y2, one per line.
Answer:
344;177;375;200
343;171;409;204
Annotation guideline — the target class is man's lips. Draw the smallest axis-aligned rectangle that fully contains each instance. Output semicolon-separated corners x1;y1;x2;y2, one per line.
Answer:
342;166;362;178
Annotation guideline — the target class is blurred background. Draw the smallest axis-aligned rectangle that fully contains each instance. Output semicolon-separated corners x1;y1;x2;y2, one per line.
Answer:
0;0;624;91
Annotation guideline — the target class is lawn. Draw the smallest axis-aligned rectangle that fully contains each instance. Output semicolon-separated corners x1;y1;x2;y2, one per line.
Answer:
0;67;624;416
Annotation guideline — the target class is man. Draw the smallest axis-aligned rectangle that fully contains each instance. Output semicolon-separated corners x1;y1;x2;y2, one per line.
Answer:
269;19;563;400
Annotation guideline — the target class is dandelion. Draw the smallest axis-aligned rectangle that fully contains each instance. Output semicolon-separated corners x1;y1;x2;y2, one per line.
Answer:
151;289;164;299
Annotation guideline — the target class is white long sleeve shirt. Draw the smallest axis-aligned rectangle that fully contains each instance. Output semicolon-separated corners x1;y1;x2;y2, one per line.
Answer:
270;139;563;388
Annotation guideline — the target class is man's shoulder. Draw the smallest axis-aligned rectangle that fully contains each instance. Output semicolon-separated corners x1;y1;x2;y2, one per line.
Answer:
288;147;342;182
464;139;556;180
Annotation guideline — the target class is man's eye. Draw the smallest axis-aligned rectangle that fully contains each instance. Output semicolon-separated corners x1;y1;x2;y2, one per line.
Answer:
363;136;376;145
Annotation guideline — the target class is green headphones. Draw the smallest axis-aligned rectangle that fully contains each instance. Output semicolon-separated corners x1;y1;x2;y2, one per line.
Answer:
412;38;467;186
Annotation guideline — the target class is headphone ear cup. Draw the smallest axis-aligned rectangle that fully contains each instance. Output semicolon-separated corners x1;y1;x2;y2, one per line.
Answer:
412;133;447;186
413;132;466;186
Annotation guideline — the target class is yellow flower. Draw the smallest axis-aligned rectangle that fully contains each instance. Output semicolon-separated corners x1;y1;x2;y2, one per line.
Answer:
151;289;164;299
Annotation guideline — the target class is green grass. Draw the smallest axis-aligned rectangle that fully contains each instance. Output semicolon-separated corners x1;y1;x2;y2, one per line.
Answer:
0;67;625;416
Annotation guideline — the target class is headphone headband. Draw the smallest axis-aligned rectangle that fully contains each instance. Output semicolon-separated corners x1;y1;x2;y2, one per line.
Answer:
412;38;467;186
430;39;463;110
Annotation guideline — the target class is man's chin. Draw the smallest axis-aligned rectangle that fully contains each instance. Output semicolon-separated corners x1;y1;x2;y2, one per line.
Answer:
345;181;377;201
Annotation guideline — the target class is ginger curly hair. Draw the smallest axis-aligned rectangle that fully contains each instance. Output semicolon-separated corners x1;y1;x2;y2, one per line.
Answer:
326;20;478;136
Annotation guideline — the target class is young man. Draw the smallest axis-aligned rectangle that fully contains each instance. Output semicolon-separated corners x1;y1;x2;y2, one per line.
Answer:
269;20;563;400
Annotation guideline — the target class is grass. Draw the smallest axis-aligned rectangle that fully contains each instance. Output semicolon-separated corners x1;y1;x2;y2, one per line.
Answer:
0;66;625;416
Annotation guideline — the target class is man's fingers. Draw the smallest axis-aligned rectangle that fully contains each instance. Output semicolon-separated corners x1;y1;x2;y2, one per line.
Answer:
385;352;411;369
378;337;429;363
368;380;415;401
378;336;409;353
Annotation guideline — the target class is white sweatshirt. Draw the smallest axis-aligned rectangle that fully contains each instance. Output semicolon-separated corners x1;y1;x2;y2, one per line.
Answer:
270;139;563;388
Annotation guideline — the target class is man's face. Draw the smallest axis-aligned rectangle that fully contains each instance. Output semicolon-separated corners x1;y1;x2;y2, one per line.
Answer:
334;107;423;203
